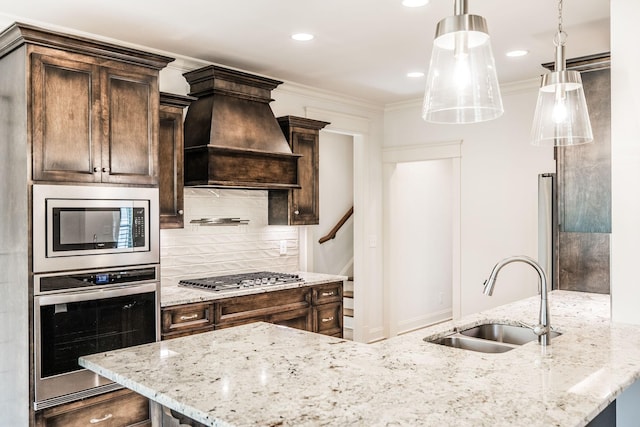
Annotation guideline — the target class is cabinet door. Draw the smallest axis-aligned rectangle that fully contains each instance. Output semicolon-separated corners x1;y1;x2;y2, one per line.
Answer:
101;65;159;185
290;129;319;225
31;53;101;182
159;104;184;228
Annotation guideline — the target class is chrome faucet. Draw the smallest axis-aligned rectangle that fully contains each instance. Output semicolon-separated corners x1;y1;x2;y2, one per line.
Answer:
483;256;551;346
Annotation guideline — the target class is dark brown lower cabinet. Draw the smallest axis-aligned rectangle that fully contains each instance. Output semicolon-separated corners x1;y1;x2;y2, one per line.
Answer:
161;301;215;340
161;282;343;339
35;388;149;427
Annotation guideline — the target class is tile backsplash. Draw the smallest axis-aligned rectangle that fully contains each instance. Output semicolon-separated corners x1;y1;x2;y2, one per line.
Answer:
160;188;299;284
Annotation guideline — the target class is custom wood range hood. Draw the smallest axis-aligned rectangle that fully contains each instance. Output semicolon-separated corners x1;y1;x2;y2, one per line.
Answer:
183;65;301;189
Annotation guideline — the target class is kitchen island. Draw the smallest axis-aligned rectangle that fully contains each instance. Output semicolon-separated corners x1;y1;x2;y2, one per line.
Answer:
79;291;640;426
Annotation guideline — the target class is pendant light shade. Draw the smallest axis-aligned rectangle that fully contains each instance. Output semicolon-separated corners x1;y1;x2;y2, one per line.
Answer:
422;0;503;124
530;69;593;146
530;0;593;146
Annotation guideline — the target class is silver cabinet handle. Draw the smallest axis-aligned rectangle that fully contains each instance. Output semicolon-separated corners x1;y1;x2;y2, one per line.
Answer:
321;316;334;323
321;291;334;297
90;413;113;424
178;209;184;215
294;210;300;215
180;314;198;321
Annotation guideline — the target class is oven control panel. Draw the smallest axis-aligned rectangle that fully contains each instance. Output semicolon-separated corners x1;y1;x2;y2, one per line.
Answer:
36;266;158;294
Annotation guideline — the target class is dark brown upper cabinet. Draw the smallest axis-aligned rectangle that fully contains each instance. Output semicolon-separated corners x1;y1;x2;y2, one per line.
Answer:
268;116;329;225
31;53;161;185
159;93;196;229
0;23;173;186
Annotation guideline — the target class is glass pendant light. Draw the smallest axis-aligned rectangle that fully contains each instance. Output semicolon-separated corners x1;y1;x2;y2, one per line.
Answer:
531;0;593;146
422;0;503;124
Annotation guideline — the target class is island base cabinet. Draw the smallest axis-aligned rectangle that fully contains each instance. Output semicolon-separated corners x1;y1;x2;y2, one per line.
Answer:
35;388;150;427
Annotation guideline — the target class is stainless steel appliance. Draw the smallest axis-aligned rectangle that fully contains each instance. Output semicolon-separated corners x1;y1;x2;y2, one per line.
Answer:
33;265;160;409
33;184;159;273
179;271;304;293
538;173;557;290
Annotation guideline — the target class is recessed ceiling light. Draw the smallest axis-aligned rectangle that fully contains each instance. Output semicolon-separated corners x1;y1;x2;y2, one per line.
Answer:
506;50;529;57
291;33;314;41
407;71;425;78
402;0;430;7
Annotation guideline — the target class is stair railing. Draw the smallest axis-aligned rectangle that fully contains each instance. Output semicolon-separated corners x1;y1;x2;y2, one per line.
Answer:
318;206;353;244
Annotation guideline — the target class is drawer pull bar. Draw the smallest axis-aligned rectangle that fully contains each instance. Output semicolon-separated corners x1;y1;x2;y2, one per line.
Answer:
180;314;199;321
321;291;335;297
321;316;334;323
90;413;113;424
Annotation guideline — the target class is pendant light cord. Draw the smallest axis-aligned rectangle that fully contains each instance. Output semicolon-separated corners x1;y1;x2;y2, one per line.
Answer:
557;0;563;36
554;0;567;47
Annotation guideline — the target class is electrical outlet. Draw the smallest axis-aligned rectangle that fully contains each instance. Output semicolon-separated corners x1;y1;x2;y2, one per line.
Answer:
279;240;287;255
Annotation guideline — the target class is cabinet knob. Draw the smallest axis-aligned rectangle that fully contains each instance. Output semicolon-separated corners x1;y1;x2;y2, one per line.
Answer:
178;210;184;215
321;316;334;323
102;167;110;173
93;167;99;173
294;209;300;215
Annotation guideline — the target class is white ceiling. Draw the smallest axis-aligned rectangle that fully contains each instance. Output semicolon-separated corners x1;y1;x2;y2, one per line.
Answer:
0;0;610;105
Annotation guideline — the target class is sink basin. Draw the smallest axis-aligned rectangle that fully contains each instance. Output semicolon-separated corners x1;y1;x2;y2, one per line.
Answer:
425;323;561;354
427;335;516;353
460;323;561;345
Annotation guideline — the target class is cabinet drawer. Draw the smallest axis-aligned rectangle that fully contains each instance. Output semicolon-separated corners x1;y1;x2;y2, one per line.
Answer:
161;302;215;338
311;282;343;305
216;287;311;326
314;302;343;337
36;389;149;427
216;306;312;332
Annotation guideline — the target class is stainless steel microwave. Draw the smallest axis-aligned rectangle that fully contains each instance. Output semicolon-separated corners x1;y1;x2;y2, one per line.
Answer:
33;184;159;273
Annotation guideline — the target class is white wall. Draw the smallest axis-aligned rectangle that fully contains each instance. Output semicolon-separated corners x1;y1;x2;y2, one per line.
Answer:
311;131;354;275
610;1;640;422
384;83;556;317
387;159;453;334
610;0;640;325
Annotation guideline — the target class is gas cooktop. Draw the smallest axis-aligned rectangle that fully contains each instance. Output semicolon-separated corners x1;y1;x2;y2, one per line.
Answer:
178;271;304;292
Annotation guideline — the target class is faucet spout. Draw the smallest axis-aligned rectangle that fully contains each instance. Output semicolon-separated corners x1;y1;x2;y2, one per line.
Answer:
482;255;551;346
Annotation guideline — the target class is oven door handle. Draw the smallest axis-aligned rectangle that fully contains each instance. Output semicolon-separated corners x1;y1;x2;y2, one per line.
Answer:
35;282;158;305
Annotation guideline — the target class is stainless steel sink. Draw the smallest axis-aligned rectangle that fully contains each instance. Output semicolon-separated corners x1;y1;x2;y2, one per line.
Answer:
427;335;516;353
424;323;561;354
460;323;561;345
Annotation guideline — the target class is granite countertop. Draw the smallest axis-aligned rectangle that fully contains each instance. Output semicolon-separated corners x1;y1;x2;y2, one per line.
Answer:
161;272;347;307
79;291;640;426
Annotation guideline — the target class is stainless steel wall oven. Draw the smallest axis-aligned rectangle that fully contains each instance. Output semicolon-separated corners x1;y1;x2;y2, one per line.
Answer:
33;265;160;409
31;184;161;410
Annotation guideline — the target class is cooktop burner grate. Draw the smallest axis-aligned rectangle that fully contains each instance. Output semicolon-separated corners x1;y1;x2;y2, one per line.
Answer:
178;271;303;292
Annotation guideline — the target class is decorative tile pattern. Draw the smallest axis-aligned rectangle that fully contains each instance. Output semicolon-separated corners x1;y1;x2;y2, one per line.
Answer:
80;291;640;426
160;188;299;284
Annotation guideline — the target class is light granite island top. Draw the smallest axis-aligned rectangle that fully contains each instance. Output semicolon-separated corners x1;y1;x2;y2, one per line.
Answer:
160;271;347;307
79;291;640;426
